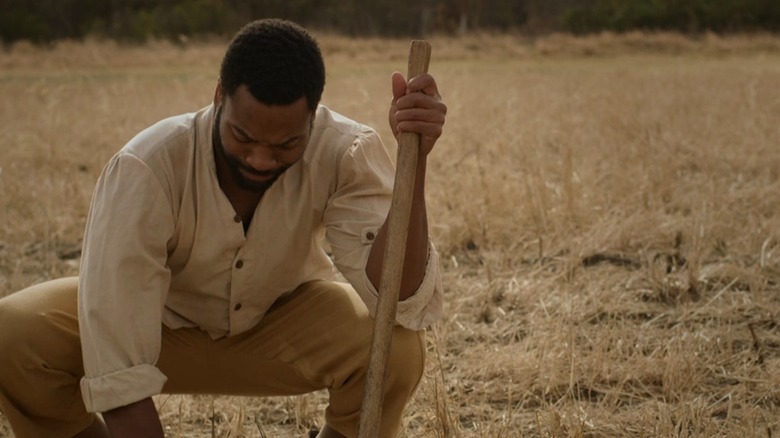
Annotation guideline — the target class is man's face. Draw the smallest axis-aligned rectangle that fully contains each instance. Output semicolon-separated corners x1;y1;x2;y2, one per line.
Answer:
213;84;313;193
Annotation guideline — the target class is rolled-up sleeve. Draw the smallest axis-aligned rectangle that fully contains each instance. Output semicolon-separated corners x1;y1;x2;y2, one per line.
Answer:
324;130;443;330
78;153;173;412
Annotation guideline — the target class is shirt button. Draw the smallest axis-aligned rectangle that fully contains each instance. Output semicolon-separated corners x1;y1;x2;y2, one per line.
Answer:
235;260;244;269
366;231;375;241
234;215;241;223
234;303;242;311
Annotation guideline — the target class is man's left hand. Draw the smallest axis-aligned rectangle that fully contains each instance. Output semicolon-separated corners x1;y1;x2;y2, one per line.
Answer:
389;72;447;157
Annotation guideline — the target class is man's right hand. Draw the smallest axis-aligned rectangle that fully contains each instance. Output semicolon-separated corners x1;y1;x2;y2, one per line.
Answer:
103;397;165;438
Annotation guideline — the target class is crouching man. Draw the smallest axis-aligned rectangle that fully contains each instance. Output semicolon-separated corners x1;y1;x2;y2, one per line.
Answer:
0;18;446;438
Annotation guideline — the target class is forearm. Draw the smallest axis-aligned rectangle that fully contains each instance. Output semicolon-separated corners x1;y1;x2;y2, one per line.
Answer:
103;397;164;438
366;156;430;301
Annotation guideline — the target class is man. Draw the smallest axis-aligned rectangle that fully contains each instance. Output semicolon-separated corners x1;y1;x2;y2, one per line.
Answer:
0;19;446;438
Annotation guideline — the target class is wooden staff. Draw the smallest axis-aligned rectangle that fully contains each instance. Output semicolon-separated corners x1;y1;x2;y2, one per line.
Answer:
356;40;432;438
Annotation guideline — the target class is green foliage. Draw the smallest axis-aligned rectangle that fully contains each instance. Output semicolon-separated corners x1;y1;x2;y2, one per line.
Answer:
0;9;51;43
0;0;528;43
562;0;780;34
167;0;235;37
0;0;109;43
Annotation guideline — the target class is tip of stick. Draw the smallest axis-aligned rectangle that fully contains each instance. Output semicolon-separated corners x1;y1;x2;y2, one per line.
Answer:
407;40;431;77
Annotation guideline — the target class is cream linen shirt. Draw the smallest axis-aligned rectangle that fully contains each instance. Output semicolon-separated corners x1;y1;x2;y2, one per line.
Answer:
77;104;443;412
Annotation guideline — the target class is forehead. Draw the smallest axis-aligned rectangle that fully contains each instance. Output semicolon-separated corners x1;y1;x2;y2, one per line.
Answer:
223;84;312;142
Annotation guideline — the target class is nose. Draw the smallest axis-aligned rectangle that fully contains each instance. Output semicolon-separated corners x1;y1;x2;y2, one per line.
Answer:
245;146;278;171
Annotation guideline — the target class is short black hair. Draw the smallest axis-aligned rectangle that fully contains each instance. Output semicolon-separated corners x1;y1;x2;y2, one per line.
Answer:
220;19;325;111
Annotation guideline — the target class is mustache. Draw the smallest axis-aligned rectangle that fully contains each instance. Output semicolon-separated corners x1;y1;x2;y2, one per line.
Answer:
236;162;282;177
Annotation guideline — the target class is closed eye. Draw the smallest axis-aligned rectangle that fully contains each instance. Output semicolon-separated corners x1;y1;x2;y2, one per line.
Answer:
277;138;302;151
231;127;252;143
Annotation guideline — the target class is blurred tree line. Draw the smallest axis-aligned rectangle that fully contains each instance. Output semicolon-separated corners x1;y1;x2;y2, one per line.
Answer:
1;0;778;44
564;0;780;34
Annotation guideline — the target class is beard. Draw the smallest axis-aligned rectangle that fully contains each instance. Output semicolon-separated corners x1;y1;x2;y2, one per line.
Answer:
212;106;290;193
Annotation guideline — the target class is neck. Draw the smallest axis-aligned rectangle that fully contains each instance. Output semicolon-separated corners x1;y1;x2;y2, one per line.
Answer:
213;142;263;229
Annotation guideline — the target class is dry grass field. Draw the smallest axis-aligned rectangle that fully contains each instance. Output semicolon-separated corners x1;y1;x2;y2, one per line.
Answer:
1;32;780;437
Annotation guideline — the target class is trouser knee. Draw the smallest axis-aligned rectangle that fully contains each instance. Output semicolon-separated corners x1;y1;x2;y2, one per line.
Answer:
384;327;426;398
0;293;46;381
0;279;90;438
325;327;426;438
0;297;17;380
0;280;82;381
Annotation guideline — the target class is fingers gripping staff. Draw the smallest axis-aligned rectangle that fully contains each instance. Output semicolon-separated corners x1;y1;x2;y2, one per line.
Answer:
357;40;432;437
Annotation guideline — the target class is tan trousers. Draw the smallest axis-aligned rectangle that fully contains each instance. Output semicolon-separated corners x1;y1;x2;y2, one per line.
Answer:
0;277;425;438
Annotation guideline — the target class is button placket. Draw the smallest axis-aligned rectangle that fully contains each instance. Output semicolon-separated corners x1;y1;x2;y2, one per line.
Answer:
231;248;246;317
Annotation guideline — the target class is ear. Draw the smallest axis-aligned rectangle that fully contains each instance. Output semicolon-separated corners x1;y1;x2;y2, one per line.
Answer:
213;81;223;107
